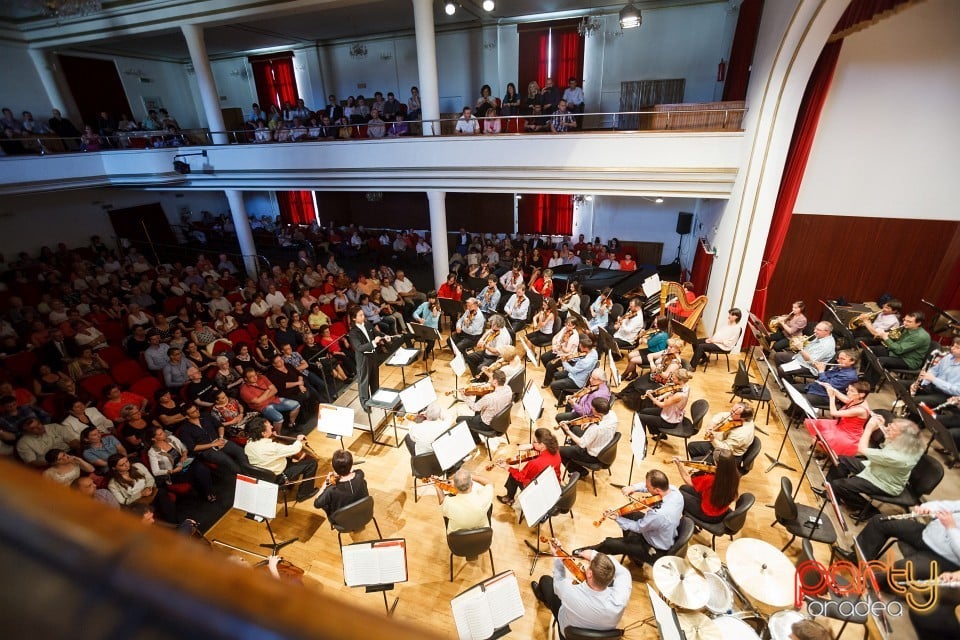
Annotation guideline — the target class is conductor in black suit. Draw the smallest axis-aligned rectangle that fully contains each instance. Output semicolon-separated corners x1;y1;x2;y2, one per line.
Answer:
348;305;387;412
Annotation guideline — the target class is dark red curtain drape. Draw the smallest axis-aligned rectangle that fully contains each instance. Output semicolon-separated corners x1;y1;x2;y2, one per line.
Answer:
277;191;316;226
831;0;917;40
690;239;715;296
518;194;573;235
249;53;299;111
517;19;584;92
747;41;843;342
723;0;764;102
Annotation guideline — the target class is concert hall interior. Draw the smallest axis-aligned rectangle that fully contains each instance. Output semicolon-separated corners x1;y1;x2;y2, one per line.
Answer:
0;0;959;639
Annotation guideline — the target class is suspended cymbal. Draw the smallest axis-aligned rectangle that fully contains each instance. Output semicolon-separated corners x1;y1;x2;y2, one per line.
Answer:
725;538;795;607
687;544;722;574
676;612;722;640
652;556;709;610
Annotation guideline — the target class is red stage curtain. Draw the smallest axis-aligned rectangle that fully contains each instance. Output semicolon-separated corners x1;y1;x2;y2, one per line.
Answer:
722;0;763;102
552;28;584;87
518;194;573;236
831;0;917;40
277;191;316;226
249;52;299;112
747;41;843;342
690;239;715;297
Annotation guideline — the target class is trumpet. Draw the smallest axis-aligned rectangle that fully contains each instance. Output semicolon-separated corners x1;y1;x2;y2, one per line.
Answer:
789;334;814;352
847;309;881;329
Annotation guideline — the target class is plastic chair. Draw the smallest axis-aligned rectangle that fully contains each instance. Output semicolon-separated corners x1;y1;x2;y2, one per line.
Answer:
470;403;512;460
855;454;943;522
330;496;383;551
738;436;763;475
652;399;709;458
404;434;444;503
773;477;837;551
446;527;495;581
688;493;755;550
798;539;868;638
578;432;621;497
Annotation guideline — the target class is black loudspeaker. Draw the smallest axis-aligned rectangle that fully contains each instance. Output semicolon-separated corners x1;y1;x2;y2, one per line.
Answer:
676;212;693;235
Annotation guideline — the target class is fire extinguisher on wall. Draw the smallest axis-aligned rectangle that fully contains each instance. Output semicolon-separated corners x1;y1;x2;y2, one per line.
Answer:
717;59;727;82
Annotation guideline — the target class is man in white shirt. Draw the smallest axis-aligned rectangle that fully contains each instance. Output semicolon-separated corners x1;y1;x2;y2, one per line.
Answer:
613;298;646;348
264;285;286;309
504;285;530;333
455;106;479;135
774;321;836;381
499;266;523;293
244;418;318;502
461;370;512;444
532;548;631;633
393;269;426;306
408;403;454;455
558;397;617;477
691;308;743;366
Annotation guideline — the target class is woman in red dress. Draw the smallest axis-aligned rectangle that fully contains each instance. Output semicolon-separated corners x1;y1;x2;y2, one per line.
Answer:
674;449;741;523
804;381;872;457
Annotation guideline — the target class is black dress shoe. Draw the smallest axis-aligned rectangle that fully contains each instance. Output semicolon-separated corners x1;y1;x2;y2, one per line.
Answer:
832;544;856;563
810;486;828;499
297;487;320;503
530;580;542;601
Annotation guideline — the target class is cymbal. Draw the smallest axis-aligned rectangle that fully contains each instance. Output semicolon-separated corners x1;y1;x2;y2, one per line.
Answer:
687;544;722;573
725;538;796;607
652;556;709;610
677;612;722;640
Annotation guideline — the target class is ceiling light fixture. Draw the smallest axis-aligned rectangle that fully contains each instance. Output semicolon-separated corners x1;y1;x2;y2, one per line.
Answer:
655;198;664;203
482;0;495;11
444;1;456;16
619;2;642;29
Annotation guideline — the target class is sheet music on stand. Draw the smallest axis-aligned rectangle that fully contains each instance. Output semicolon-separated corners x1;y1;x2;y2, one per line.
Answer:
387;348;420;366
783;381;819;420
233;474;279;520
608;350;622;386
518;466;562;528
631;413;647;462
811;423;839;467
823;481;848;533
642;274;662;299
522;382;544;422
371;388;400;404
449;340;467;377
520;336;538;366
450;570;526;640
317;403;355;438
646;583;683;640
399;376;438;414
757;350;784;392
342;538;409;587
434;421;477;471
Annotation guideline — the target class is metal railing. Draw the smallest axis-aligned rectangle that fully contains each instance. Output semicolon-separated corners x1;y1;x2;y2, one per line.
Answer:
0;106;747;157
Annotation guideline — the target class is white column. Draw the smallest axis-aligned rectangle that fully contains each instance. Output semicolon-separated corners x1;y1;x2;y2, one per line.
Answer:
28;49;69;115
225;190;259;277
411;0;441;136
181;23;228;145
427;190;449;289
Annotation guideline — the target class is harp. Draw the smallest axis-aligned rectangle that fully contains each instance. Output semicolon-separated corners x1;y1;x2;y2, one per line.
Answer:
660;281;707;331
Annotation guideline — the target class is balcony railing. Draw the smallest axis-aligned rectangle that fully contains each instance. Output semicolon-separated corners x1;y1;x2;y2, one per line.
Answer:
0;105;747;158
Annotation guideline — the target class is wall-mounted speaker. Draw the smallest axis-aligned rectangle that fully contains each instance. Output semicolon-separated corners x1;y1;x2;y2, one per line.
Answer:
676;212;693;235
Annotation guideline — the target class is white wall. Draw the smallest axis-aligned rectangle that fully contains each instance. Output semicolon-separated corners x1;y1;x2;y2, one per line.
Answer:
795;0;960;220
572;196;703;266
0;42;59;122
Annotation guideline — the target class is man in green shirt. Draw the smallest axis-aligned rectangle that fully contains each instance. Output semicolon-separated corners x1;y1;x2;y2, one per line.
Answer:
827;416;924;514
865;311;930;387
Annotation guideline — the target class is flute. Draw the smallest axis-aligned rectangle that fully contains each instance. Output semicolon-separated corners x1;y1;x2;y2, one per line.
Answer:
896;578;960;588
880;511;960;521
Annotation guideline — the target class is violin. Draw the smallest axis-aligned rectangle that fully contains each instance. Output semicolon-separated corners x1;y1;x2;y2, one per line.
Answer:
486;450;536;471
469;329;495;354
421;475;458;494
652;353;680;384
567;383;599;404
645;382;683;399
672;459;717;473
714;417;744;433
556;413;601;431
272;433;320;459
593;494;662;526
539;536;587;584
445;382;494;398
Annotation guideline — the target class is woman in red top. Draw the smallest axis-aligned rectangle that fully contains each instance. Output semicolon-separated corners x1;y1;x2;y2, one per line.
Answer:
804;381;872;457
674;449;740;523
496;428;562;506
619;254;637;271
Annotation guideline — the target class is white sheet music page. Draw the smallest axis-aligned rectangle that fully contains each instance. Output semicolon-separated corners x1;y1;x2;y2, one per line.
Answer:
371;389;400;404
388;348;419;365
450;585;493;640
483;571;525;628
518;466;562;527
341;543;380;586
631;414;647;461
522;383;544;422
400;377;438;414
450;354;467;377
233;475;278;519
372;539;408;584
434;421;477;471
316;404;355;437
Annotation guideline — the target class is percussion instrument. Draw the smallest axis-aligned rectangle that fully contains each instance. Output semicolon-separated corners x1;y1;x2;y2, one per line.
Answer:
676;612;721;640
704;573;734;616
653;556;709;610
767;610;808;640
711;615;762;639
725;539;795;608
686;544;722;574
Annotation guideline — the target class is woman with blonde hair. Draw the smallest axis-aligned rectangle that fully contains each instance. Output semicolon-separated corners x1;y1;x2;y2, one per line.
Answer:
635;368;693;440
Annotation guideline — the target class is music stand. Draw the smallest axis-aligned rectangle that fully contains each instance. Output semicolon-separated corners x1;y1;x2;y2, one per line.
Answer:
521;380;544;444
641;584;684;640
669;320;697;348
233;475;298;554
745;315;770;370
385;345;421;386
317;403;355;450
595;327;619;374
439;298;465;333
794;422;835;501
918;404;960;462
365;388;403;447
823;481;848;535
518;467;563;575
858;340;887;392
615;413;647;488
447;338;468;407
765;379;812;474
409;323;442;376
820;299;857;351
884;369;921;420
342;538;408;616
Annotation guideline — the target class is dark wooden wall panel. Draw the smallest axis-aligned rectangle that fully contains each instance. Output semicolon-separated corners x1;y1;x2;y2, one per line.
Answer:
766;214;960;323
313;192;513;233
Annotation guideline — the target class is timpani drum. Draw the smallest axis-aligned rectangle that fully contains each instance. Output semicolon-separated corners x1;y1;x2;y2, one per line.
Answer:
711;615;762;639
767;610;808;640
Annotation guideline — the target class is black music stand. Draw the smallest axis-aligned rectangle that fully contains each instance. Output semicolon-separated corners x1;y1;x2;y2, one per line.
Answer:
858;340;887;392
765;370;810;474
795;425;836;501
918;404;960;462
439;298;465;333
365;388;403;447
922;298;960;334
820;299;857;351
596;327;619;372
669;320;698;348
409;323;442;376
